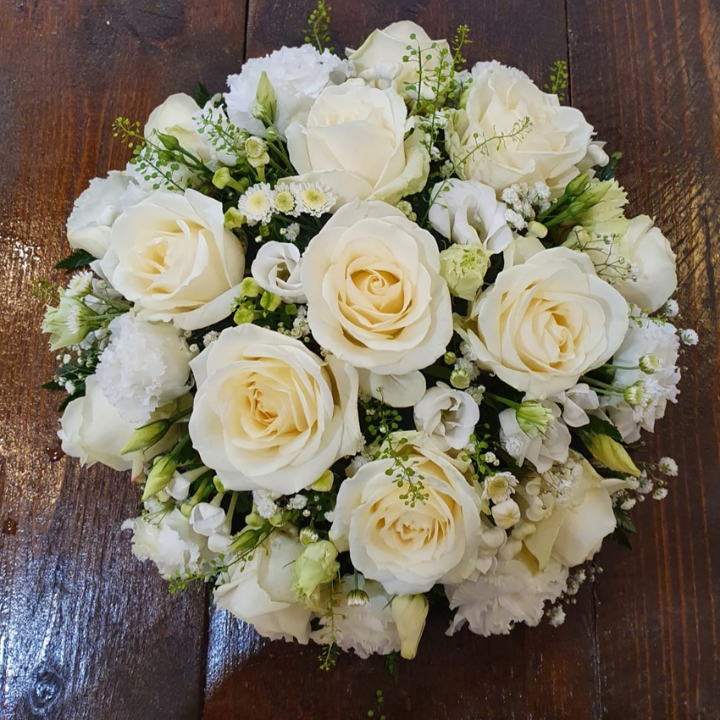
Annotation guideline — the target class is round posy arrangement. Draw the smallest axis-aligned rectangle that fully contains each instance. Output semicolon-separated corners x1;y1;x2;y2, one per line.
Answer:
41;12;696;665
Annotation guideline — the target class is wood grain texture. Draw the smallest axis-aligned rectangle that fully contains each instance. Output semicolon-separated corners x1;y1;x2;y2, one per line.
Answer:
0;1;245;718
567;1;720;717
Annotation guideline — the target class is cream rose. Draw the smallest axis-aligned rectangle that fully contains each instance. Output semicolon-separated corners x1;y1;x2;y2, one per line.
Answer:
615;215;677;312
145;93;211;162
285;81;429;207
330;436;482;595
188;324;360;494
100;189;245;331
464;247;629;397
301;200;452;375
347;21;450;100
214;533;311;643
446;61;594;193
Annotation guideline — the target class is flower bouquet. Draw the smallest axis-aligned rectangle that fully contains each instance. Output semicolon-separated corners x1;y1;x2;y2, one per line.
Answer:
41;9;695;665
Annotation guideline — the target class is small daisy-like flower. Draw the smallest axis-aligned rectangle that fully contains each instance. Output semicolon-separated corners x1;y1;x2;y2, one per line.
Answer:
664;299;679;318
299;526;319;545
294;183;336;217
65;271;94;298
273;185;298;216
346;589;370;607
482;471;519;504
238;183;275;224
638;353;661;374
680;328;698;346
658;457;678;476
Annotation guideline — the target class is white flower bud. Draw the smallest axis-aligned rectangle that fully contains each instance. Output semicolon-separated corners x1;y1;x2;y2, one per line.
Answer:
391;594;429;660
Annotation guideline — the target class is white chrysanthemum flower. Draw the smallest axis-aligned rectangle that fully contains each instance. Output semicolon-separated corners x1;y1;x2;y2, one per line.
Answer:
293;183;336;217
65;271;94;298
659;457;678;476
273;185;299;216
238;183;275;224
95;313;193;424
226;45;349;137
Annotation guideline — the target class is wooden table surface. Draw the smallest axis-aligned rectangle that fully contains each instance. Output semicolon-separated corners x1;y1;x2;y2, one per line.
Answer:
1;1;718;718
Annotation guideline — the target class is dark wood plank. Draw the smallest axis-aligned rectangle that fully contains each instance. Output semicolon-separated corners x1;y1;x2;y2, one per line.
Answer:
567;1;720;718
0;2;246;718
203;4;608;719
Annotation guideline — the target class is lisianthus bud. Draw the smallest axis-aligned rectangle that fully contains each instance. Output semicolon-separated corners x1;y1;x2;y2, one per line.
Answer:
122;418;171;454
212;167;247;192
443;351;457;365
253;71;276;126
516;401;554;437
260;291;282;312
582;432;640;476
231;527;260;554
293;540;339;599
438;244;490;301
142;454;177;501
240;277;261;298
224;207;246;229
391;594;429;660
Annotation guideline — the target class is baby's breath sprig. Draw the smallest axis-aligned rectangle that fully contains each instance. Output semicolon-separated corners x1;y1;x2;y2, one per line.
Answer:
303;1;334;53
452;24;471;72
543;59;569;103
460;427;494;481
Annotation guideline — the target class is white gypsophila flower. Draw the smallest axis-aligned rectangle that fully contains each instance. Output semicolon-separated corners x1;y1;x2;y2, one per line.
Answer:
664;299;679;318
287;495;308;510
292;183;337;217
653;487;669;500
481;472;518;504
203;330;220;347
413;382;480;452
620;497;636;511
226;44;349;137
283;222;300;242
311;575;400;659
251;241;306;303
95;313;193;424
65;271;94;298
499;403;570;474
548;605;566;627
238;183;275;224
445;556;568;637
680;328;698;346
253;490;280;519
604;318;680;442
122;501;208;580
659;457;678;476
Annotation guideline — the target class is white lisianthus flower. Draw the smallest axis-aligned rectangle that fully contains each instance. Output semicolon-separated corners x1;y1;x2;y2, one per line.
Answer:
100;189;245;331
463;247;629;397
446;61;594;193
66;171;146;259
122;499;208;580
214;533;312;643
58;375;138;471
429;179;513;252
603;318;680;442
251;241;306;303
357;368;427;409
347;21;450;100
189;502;226;537
445;555;568;637
189;325;361;494
95;313;193;424
312;575;400;659
226;45;348;137
413;382;480;452
330;436;482;595
522;452;617;568
286;82;429;207
499;403;571;474
144;93;212;163
301;200;452;375
614;215;677;312
547;383;600;428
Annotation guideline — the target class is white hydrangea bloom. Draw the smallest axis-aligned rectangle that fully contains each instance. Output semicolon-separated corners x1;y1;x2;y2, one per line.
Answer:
226;45;349;137
95;313;193;424
445;556;568;637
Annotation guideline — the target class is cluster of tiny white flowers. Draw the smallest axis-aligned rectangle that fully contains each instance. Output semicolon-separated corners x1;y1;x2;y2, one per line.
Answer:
203;330;220;347
664;299;679;318
280;222;300;242
287;494;308;510
679;328;698;346
658;456;678;476
501;181;551;230
253;490;279;519
547;605;566;627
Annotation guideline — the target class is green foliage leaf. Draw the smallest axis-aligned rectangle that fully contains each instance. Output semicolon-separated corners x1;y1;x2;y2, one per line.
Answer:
54;249;95;270
578;414;623;443
595;151;623;181
194;81;211;108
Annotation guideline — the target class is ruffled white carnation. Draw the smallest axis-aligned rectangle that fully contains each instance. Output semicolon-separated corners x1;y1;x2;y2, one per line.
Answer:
95;313;193;424
226;45;348;137
446;556;568;636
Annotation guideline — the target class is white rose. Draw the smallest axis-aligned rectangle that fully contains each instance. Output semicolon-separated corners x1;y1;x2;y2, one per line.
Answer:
446;61;593;193
413;382;480;452
122;500;209;580
347;21;450;100
100;189;245;331
330;437;482;595
251;241;306;302
145;93;211;162
429;179;513;252
312;575;400;659
301;200;452;375
286;82;429;207
464;247;629;397
226;45;348;137
95;313;193;424
615;215;677;312
522;453;617;568
446;555;568;636
66;171;146;259
58;375;137;471
214;533;311;643
189;325;360;494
